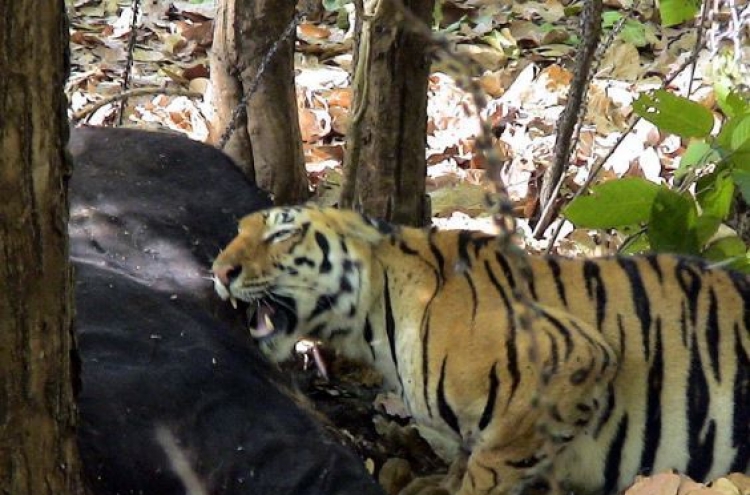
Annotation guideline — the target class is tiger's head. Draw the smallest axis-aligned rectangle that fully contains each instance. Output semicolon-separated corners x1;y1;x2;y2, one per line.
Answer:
212;206;387;363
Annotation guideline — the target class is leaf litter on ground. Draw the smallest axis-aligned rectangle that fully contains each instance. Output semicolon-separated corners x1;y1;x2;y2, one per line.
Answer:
67;0;717;255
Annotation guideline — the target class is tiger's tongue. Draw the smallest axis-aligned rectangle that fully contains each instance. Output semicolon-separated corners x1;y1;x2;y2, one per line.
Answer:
250;303;276;338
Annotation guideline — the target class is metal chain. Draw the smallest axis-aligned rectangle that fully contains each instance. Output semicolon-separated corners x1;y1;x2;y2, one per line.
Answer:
217;10;303;149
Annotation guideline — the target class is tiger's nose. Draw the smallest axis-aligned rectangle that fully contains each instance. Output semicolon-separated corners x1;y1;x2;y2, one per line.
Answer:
213;264;241;286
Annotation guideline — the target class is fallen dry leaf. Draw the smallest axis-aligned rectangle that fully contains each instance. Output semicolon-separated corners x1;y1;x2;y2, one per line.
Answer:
299;107;333;142
298;23;331;40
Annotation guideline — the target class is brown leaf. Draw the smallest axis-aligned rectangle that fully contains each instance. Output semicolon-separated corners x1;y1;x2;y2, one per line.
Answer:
543;64;573;90
325;88;352;109
624;472;683;495
299;108;332;142
182;64;209;81
179;21;214;47
328;106;349;135
726;474;750;495
70;31;104;47
298;23;331;40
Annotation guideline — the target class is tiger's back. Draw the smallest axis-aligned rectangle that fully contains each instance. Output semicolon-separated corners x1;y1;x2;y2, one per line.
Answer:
211;206;750;495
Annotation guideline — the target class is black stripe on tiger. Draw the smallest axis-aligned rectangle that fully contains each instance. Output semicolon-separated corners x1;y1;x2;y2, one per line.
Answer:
686;331;715;481
314;231;333;274
422;314;433;418
603;414;629;495
646;254;664;283
705;288;721;382
583;260;607;331
494;252;517;292
310;294;336;319
639;317;663;475
594;383;617;438
547;257;568;306
479;363;500;431
729;271;750;332
465;272;478;322
676;260;702;327
428;229;446;282
364;318;375;361
437;356;461;434
398;239;419;256
540;327;560;385
484;259;521;404
731;323;750;472
539;310;574;361
383;271;399;375
618;258;652;361
457;230;474;270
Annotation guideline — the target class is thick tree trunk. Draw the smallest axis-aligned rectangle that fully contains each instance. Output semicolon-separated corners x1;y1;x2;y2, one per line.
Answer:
210;0;309;205
340;0;435;226
0;2;87;494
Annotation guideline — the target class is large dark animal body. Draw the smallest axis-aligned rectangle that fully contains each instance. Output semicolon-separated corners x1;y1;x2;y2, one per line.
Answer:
69;127;383;495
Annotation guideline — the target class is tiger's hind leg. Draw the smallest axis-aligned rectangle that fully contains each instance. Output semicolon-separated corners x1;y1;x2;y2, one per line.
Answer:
456;306;619;495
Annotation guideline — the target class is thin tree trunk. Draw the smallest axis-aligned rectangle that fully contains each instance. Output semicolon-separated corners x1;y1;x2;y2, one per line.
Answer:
340;0;435;226
0;2;87;494
210;0;309;205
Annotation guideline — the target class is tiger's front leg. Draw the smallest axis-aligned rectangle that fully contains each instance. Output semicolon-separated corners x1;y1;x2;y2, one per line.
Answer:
456;306;619;495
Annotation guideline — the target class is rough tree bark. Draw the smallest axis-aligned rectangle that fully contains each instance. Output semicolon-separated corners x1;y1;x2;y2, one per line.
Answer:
210;0;309;205
340;0;435;226
0;1;88;494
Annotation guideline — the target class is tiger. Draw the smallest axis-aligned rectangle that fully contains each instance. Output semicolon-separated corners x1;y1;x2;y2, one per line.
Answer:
211;205;750;495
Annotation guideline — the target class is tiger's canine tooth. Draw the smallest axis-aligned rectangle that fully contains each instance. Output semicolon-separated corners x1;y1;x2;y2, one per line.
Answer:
264;313;274;331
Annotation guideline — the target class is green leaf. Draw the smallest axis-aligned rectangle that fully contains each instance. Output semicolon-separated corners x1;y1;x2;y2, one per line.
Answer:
659;0;700;27
704;236;747;262
564;178;660;228
620;20;649;47
694;215;722;247
714;82;750;118
601;11;623;28
731;114;750;152
718;114;741;149
619;226;651;254
633;90;714;138
322;0;350;11
732;169;750;201
648;188;700;254
696;170;735;219
675;141;721;179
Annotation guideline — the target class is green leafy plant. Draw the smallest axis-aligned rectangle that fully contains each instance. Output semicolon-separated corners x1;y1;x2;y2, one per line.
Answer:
565;88;750;271
658;0;701;27
601;12;656;48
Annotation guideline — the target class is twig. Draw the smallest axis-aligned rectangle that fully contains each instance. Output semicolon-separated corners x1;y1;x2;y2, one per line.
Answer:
537;0;638;249
533;0;603;239
118;0;141;125
71;87;202;122
687;0;710;96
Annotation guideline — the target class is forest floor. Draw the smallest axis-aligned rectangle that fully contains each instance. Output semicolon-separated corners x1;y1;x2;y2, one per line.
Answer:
65;0;718;256
65;2;749;494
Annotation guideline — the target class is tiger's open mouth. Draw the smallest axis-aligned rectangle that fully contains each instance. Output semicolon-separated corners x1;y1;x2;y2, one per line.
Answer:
245;296;297;342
